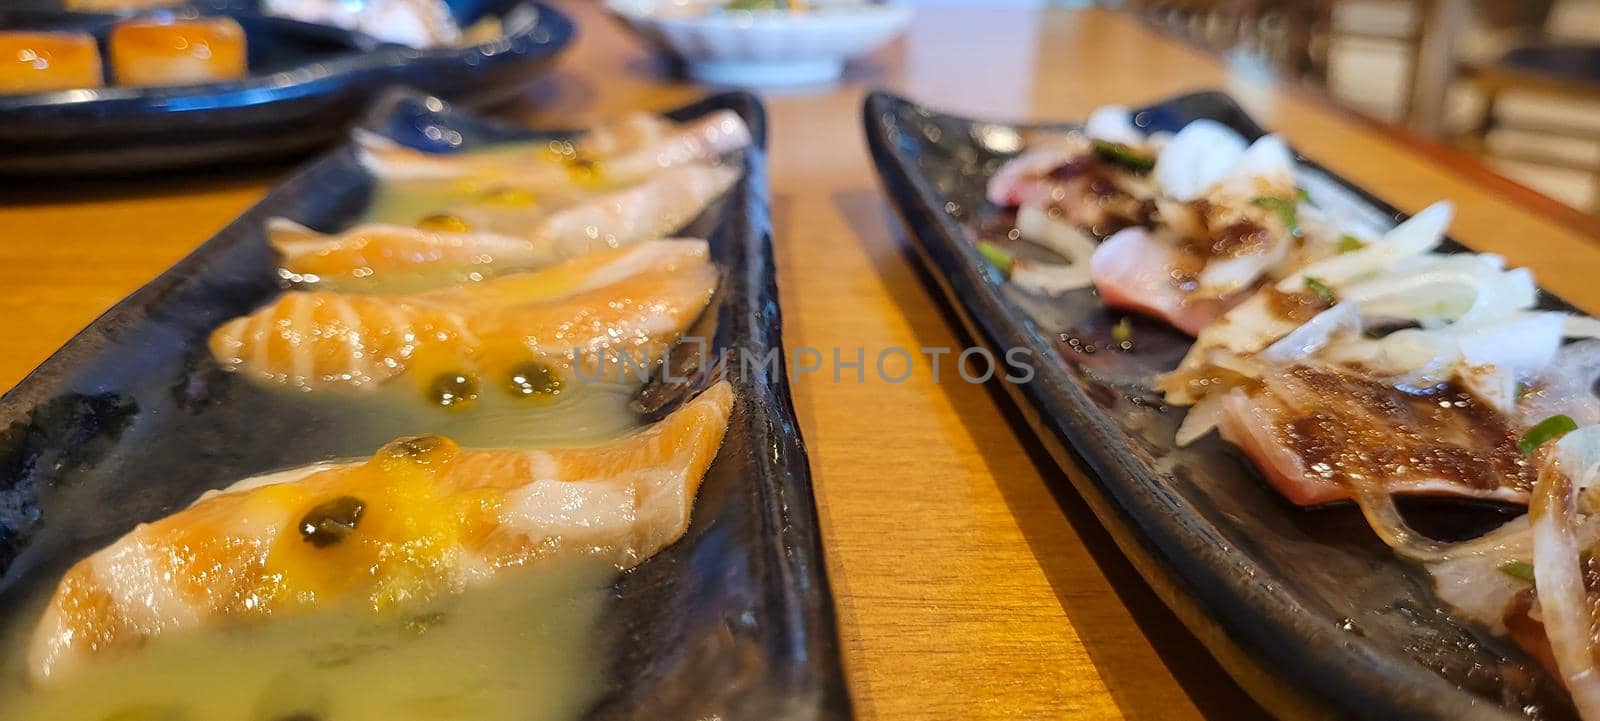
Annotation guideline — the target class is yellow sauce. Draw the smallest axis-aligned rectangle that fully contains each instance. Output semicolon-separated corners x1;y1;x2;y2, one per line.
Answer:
0;558;613;721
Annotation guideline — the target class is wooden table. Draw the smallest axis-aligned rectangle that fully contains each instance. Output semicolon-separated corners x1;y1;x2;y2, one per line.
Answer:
6;4;1600;719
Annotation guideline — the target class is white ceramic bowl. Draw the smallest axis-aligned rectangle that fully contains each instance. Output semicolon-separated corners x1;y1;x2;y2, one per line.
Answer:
604;0;912;87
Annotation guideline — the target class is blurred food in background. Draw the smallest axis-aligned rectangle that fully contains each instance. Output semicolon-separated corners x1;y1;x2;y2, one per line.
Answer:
1115;0;1600;213
0;31;103;93
0;17;248;93
110;17;247;86
606;0;911;87
262;0;463;47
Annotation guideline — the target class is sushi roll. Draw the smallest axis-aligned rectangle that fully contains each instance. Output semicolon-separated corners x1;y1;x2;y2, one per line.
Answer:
108;17;247;87
0;31;104;94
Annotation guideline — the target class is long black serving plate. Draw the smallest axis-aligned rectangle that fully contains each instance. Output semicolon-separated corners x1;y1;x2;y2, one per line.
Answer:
0;0;572;175
0;88;850;721
864;89;1579;721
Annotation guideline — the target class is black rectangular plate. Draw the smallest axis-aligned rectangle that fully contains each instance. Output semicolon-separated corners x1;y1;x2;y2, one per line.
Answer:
0;88;850;721
863;89;1577;721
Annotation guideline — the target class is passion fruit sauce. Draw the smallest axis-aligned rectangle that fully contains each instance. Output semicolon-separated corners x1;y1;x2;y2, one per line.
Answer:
0;559;613;721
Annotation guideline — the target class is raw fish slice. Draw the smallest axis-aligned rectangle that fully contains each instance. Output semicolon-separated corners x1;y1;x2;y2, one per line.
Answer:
356;110;752;189
471;262;719;384
272;164;738;291
1088;227;1243;335
212;241;717;393
413;238;709;313
1215;365;1535;506
269;218;538;289
986;136;1091;207
528;163;738;253
384;162;738;251
26;382;734;683
208;290;476;390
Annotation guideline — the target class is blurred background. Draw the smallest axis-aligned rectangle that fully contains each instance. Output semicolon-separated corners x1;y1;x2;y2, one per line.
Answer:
1091;0;1600;214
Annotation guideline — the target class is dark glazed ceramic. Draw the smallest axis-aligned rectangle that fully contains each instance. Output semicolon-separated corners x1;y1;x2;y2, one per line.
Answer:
0;0;573;175
863;90;1578;721
0;88;850;721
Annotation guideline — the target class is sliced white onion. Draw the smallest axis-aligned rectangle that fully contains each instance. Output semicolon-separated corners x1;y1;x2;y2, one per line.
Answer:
1083;106;1143;146
1155;197;1205;240
1459;364;1520;414
1196;234;1290;298
1175;393;1227;447
1277;201;1452;293
1154;119;1247;201
1338;253;1533;326
1455;312;1565;376
1259;302;1362;363
1011;262;1094;295
1529;445;1600;719
1524;340;1600;428
1016;203;1097;263
1567;315;1600;340
1425;517;1535;633
1210;134;1295;201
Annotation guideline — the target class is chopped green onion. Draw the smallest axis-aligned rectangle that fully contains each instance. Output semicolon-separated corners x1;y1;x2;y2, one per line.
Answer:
1498;560;1536;582
1251;195;1301;237
1090;140;1156;173
1303;276;1338;304
977;241;1015;276
1500;552;1594;582
1112;317;1133;344
1296;187;1311;202
1516;381;1532;399
1337;235;1365;253
1519;414;1578;455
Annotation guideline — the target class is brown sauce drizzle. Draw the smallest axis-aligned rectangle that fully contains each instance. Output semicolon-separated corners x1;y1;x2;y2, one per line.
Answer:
1263;287;1333;323
1209;220;1270;257
1040;153;1155;230
1271;366;1535;493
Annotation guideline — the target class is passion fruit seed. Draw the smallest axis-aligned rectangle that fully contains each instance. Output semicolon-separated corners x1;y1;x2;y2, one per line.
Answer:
383;434;454;461
429;373;480;409
405;611;448;637
507;362;562;398
415;213;470;233
565;156;603;186
298;496;366;548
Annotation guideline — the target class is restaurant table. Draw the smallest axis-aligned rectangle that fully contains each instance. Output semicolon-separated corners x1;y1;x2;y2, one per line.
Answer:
6;3;1600;720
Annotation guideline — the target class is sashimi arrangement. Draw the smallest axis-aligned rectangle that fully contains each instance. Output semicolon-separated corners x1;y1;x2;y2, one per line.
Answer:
7;109;753;718
982;107;1600;718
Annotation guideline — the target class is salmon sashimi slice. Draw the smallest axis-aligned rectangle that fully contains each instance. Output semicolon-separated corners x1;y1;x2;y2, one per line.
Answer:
355;110;752;189
1089;227;1245;336
210;240;716;393
1215;365;1535;506
268;218;537;290
272;164;739;292
26;381;735;684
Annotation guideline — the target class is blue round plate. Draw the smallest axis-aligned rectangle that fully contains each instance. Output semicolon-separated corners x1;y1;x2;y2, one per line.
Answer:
0;0;574;175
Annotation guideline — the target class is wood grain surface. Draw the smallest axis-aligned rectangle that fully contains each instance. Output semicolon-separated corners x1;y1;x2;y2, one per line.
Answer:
5;4;1599;720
